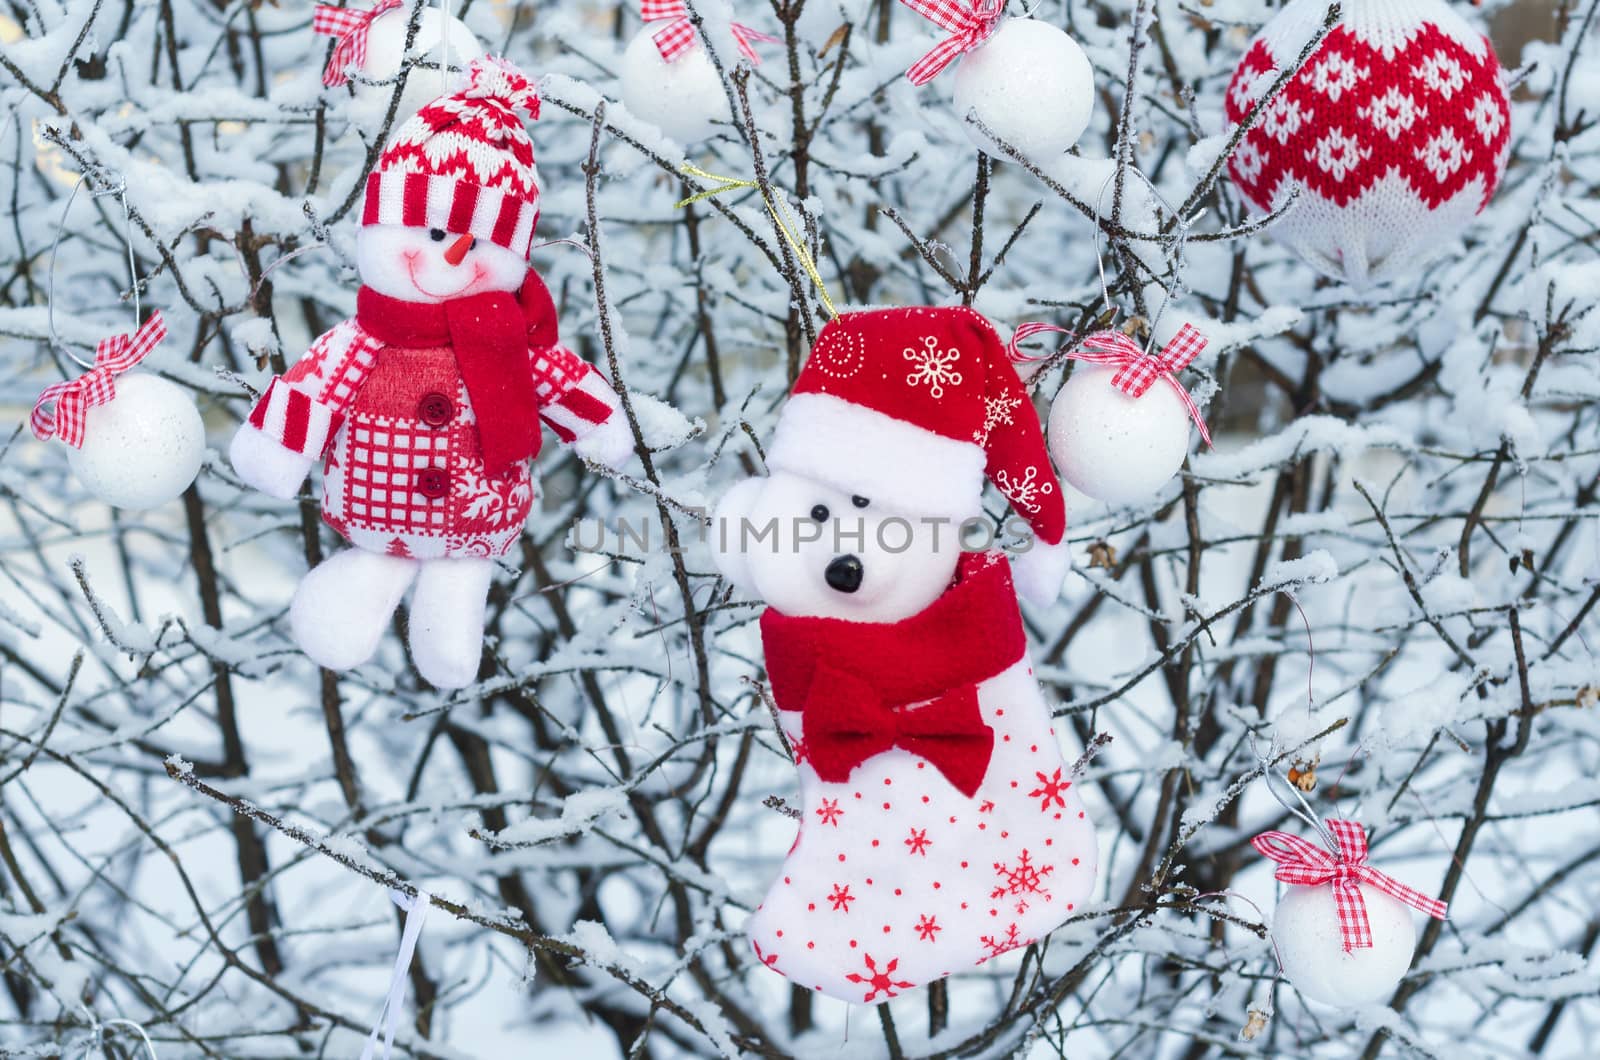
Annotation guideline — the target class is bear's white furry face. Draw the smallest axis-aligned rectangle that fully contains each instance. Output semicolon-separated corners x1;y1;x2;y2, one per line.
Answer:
357;224;527;303
711;470;962;623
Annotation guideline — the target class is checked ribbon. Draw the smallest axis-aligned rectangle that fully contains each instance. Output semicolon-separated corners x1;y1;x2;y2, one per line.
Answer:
900;0;1005;85
1253;819;1448;952
31;311;167;449
641;0;779;64
1008;321;1214;446
313;0;404;87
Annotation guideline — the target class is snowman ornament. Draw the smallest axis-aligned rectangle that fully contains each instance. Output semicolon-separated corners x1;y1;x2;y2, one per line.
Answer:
229;58;634;690
1253;819;1448;1007
1038;323;1213;506
30;311;206;511
313;0;484;120
900;1;1095;160
712;306;1096;1002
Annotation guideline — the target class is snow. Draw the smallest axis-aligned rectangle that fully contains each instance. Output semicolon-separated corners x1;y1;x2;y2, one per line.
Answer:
1;0;1597;1057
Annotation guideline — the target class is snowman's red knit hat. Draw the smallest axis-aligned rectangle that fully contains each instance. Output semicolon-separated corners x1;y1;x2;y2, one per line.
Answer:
363;57;543;258
767;306;1066;546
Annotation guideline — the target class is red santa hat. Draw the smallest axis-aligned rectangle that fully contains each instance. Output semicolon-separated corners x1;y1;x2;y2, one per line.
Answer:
362;57;543;259
768;306;1067;552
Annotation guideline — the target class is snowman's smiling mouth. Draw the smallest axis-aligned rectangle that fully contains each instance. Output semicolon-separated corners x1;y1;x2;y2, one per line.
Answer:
404;255;486;300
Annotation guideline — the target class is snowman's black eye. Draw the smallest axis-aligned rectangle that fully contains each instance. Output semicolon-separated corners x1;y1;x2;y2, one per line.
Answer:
810;504;830;523
851;495;870;509
429;228;446;242
470;237;478;251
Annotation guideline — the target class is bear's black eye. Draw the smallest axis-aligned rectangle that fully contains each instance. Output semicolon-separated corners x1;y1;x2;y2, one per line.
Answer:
429;228;446;242
851;495;870;509
810;504;830;523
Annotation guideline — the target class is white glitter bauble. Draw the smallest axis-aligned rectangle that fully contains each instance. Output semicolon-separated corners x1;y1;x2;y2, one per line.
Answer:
619;29;728;145
1047;365;1191;505
345;8;483;120
66;374;205;510
952;19;1095;160
1273;882;1417;1007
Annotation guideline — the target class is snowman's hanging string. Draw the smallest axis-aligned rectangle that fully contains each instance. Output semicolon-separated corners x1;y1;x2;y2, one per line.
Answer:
675;163;839;320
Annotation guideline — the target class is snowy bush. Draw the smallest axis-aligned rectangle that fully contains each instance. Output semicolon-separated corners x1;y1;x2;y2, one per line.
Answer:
1;0;1598;1056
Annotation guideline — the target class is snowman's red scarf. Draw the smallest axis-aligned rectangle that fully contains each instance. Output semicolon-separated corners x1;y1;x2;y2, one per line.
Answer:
356;270;560;475
760;551;1024;797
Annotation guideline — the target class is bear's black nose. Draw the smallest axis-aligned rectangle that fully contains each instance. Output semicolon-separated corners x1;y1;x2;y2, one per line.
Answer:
825;555;864;594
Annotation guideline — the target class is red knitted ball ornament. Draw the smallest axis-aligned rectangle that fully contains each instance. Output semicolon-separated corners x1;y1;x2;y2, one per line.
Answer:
1224;0;1511;288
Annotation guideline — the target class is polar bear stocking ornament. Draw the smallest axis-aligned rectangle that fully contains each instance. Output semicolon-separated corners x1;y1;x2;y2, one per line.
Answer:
712;307;1097;1002
229;59;635;690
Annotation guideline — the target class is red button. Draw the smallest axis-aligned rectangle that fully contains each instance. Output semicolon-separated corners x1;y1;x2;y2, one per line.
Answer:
416;468;450;499
418;392;454;427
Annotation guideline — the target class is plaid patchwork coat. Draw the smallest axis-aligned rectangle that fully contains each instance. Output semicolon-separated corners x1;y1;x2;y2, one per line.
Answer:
244;316;621;560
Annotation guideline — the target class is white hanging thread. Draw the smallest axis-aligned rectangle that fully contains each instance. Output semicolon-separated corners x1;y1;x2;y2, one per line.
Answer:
360;888;431;1060
46;173;140;372
1090;167;1206;353
78;1009;157;1059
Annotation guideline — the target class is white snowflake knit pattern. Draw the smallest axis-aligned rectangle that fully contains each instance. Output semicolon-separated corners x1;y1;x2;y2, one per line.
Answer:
747;651;1097;1002
1225;0;1511;287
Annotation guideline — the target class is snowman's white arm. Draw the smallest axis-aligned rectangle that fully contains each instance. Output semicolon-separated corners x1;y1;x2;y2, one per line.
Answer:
530;345;633;469
230;322;377;497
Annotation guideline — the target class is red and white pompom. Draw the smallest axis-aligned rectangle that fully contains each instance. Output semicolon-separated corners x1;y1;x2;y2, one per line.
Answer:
1223;0;1512;288
900;4;1095;160
618;1;777;145
1035;324;1212;506
31;312;205;511
1254;820;1448;1008
313;0;483;120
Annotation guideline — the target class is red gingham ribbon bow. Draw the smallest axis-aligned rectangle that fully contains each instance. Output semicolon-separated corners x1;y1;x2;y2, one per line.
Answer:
900;0;1004;85
313;0;403;87
31;311;168;449
1253;819;1448;953
1008;321;1214;447
640;0;779;64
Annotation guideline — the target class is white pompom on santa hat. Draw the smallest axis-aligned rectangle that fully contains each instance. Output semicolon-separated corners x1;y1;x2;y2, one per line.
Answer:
362;57;544;260
767;306;1071;604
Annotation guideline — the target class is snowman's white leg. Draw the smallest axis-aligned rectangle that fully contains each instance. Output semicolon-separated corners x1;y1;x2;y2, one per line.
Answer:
290;548;418;671
407;557;494;689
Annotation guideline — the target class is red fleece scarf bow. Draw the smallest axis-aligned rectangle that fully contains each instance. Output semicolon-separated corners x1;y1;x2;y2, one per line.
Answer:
356;271;559;475
760;551;1025;797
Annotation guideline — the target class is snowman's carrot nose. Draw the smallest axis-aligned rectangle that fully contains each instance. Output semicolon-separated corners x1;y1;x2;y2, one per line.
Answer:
444;233;474;266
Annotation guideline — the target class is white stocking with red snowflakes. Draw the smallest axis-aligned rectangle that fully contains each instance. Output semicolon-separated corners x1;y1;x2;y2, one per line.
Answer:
747;653;1097;1003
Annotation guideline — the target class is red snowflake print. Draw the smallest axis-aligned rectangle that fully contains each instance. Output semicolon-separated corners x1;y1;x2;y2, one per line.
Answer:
978;923;1024;961
978;799;996;814
904;827;931;856
751;939;779;969
789;735;808;765
914;914;941;942
845;953;914;1002
991;848;1054;914
1028;768;1071;812
815;798;843;826
828;883;855;912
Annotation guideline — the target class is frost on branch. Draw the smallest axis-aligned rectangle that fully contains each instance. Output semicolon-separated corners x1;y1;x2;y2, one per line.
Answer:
1;0;1598;1057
